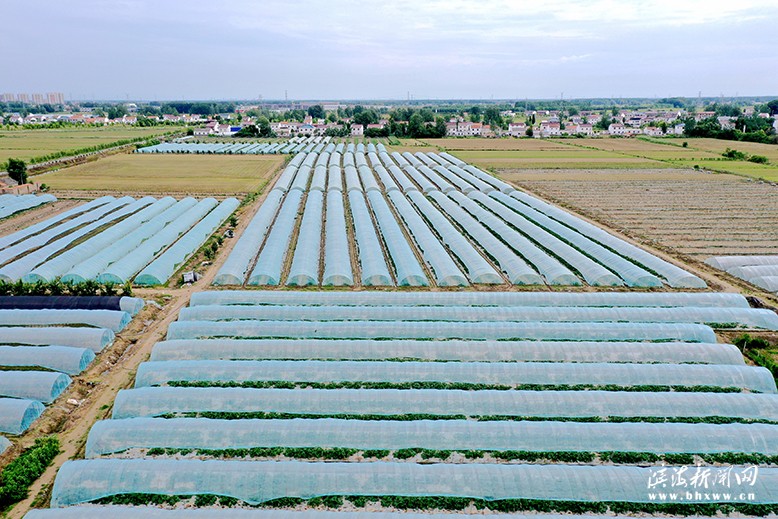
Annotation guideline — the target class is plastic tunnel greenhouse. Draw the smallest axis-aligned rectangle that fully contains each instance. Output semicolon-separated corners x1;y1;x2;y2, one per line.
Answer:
166;320;718;342
98;198;220;285
111;387;778;420
386;190;467;286
134;360;776;393
0;346;95;375
85;417;778;458
322;191;353;286
149;339;745;365
50;459;778;507
286;190;323;286
135;198;239;285
0;296;144;316
0;309;131;332
176;305;778;329
0;370;71;402
1;327;115;352
0;196;111;250
213;189;285;286
348;191;392;286
188;290;750;308
0;398;44;434
248;190;303;286
366;190;428;286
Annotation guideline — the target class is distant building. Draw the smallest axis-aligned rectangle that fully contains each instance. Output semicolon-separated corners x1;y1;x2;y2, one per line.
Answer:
446;121;483;136
507;122;527;137
572;123;593;135
350;124;364;136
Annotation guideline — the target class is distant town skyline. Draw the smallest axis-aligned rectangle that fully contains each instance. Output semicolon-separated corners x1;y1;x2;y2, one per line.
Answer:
3;0;778;100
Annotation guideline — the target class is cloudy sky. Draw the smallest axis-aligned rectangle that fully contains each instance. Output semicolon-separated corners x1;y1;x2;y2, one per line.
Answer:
3;0;777;100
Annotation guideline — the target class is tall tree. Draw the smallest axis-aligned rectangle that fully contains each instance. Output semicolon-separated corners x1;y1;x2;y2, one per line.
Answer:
307;105;325;119
7;158;27;185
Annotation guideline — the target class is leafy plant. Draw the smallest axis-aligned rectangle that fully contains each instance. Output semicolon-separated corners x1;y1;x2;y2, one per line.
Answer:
0;436;60;510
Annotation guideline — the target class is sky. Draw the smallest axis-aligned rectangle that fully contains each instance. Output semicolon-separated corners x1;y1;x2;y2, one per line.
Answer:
2;0;778;101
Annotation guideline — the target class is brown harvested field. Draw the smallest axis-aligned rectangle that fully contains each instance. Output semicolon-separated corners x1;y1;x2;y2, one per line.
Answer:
37;153;286;196
500;168;778;261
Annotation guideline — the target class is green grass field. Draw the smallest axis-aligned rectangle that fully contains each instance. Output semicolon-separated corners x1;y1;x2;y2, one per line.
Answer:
38;153;285;194
672;159;778;181
0;127;173;164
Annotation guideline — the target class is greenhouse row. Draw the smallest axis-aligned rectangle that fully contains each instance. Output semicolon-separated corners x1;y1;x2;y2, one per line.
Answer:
137;136;332;155
0;193;56;219
707;255;778;294
0;297;142;435
0;194;238;285
49;459;778;507
111;387;778;420
42;288;778;514
85;417;778;457
214;146;706;287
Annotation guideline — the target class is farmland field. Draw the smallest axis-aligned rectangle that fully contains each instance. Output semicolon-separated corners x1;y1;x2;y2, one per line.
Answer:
0;127;172;164
423;138;573;151
449;149;666;170
502;168;778;261
37;153;285;195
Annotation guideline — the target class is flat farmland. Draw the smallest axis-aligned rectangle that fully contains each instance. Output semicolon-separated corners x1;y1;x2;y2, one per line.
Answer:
450;149;666;169
423;138;572;151
548;137;778;180
678;159;778;182
0;127;171;164
555;138;722;160
682;138;778;161
38;153;285;195
501;168;778;261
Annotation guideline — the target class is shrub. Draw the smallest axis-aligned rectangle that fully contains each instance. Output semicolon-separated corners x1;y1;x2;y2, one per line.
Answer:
722;148;746;160
0;437;60;509
748;154;769;164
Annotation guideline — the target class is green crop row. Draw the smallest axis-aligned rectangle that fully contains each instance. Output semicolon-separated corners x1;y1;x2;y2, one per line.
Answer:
140;445;778;466
0;436;59;511
165;380;744;393
166;411;778;425
93;493;778;516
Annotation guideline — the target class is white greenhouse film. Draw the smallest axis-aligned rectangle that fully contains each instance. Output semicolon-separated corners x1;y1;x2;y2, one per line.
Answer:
213;189;285;286
48;459;778;507
135;198;239;286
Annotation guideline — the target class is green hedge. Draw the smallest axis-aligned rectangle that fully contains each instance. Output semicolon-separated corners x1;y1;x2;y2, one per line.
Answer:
0;436;59;510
